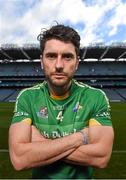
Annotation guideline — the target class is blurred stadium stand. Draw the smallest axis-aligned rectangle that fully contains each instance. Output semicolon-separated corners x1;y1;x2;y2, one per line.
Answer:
0;43;126;102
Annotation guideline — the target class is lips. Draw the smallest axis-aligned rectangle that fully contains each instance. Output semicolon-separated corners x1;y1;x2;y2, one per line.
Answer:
52;72;66;76
52;73;66;78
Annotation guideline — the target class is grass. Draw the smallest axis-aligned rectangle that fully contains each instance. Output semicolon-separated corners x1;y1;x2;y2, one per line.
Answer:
0;102;126;179
0;102;32;178
94;102;126;179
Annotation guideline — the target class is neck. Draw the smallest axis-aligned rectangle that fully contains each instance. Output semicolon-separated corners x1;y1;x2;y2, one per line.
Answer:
48;81;72;97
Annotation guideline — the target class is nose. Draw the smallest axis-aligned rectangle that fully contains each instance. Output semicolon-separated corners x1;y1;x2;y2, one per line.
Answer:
55;55;64;70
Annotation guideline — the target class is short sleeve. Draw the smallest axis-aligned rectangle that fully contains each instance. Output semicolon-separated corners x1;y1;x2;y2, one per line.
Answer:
11;89;32;124
90;90;112;126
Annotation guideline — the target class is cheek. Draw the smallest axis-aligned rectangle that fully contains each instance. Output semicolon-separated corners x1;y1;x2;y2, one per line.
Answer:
43;63;54;74
66;64;76;73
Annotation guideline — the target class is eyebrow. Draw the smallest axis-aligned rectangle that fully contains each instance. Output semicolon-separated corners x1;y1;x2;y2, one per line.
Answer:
45;52;75;57
62;52;75;58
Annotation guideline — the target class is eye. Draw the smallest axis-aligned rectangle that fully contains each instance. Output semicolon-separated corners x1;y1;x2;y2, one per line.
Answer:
46;53;57;60
62;53;74;61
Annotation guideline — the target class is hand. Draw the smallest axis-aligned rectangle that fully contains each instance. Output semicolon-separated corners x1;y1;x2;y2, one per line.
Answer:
80;127;89;144
81;127;89;136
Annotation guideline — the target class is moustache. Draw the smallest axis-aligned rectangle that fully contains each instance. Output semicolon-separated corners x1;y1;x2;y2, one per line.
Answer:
51;72;67;76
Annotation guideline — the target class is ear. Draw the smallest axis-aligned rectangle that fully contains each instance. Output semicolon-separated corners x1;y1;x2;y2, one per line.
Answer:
40;55;43;69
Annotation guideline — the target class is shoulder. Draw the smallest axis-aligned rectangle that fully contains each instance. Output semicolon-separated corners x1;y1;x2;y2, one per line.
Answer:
87;86;106;97
17;82;46;100
74;80;108;100
74;80;105;94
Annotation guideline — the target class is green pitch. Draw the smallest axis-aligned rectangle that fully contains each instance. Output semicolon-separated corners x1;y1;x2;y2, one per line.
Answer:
0;102;126;179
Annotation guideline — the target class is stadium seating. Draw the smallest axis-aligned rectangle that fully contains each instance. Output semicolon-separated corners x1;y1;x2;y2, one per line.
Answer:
0;43;126;102
0;60;126;102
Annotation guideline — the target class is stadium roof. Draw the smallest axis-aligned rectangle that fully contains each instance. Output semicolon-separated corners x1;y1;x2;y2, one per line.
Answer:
0;43;126;61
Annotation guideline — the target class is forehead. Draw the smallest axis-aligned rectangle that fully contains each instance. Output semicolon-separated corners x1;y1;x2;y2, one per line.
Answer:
43;39;76;54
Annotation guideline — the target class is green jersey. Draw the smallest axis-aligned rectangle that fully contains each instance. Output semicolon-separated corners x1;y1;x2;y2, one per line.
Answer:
12;80;112;179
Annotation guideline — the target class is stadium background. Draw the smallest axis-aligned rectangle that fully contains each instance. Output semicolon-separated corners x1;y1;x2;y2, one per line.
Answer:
0;43;126;178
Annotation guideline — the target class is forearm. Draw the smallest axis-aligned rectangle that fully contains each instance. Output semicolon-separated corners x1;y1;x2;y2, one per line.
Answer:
63;143;110;167
63;129;114;168
30;148;75;168
63;126;114;168
10;132;83;170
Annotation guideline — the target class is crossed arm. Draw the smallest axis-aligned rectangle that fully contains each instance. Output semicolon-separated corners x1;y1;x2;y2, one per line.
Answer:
9;122;114;170
63;125;114;168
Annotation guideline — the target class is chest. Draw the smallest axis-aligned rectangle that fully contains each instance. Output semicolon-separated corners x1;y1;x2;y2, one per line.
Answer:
31;94;91;138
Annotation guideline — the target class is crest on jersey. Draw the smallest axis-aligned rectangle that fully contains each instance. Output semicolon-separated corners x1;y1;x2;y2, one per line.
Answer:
73;102;82;112
37;106;48;118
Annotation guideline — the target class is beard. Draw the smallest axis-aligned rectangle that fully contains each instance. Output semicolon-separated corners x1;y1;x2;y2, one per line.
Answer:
45;72;74;89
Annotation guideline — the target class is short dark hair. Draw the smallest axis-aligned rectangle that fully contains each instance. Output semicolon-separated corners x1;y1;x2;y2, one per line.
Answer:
37;24;80;56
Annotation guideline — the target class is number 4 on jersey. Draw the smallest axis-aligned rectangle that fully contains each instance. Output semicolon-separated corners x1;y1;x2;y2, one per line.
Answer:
56;111;63;122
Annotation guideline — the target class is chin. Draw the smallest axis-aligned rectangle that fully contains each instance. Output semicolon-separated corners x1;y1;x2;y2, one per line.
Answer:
51;78;70;87
52;81;67;87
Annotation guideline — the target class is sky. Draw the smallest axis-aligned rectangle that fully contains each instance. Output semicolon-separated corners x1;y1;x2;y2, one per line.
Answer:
0;0;126;47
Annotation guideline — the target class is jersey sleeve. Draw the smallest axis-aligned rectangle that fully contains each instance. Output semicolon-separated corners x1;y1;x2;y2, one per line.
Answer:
11;89;32;125
89;90;112;126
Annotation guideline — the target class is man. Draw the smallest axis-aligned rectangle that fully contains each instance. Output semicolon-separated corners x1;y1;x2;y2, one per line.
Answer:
9;24;114;179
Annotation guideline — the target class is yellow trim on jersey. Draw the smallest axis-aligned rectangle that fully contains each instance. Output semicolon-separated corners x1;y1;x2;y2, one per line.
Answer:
22;118;32;125
89;118;102;126
50;92;69;100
